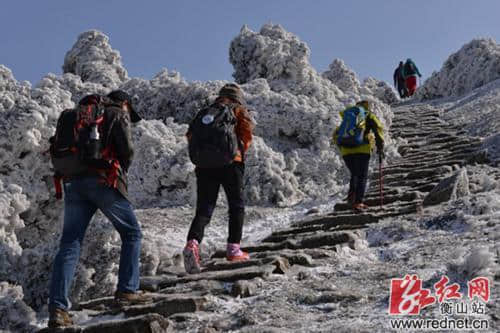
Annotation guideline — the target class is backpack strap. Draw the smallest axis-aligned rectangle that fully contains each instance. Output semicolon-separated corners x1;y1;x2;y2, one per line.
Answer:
53;174;63;200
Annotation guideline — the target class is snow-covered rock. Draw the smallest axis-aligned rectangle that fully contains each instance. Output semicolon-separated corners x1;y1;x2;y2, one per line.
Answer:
229;24;344;101
322;59;361;95
322;59;398;105
0;282;37;333
0;181;29;280
360;77;399;105
63;30;128;89
483;133;500;163
128;118;194;207
417;38;500;100
424;78;500;164
447;247;497;282
423;168;470;206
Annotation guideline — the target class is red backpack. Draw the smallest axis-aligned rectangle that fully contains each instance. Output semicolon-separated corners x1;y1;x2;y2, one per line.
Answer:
49;95;120;198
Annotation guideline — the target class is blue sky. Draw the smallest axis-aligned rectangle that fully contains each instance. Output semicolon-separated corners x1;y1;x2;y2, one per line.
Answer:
1;1;499;86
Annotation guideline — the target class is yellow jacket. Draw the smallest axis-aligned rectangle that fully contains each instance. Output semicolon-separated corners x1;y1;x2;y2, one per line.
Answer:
333;107;384;156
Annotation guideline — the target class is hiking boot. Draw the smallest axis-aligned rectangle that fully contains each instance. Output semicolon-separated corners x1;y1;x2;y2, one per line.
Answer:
48;308;73;328
226;243;250;261
352;202;368;212
114;290;153;306
183;239;201;274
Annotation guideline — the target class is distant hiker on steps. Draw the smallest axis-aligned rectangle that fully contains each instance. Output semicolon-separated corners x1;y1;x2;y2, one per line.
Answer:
184;83;254;274
333;100;385;212
393;61;407;98
402;58;422;97
47;91;151;328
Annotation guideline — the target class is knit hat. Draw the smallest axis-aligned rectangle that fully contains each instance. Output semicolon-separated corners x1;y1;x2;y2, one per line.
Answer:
107;90;142;123
218;83;244;104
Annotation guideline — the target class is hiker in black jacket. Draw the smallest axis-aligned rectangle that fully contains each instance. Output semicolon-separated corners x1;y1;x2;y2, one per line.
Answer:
393;61;407;98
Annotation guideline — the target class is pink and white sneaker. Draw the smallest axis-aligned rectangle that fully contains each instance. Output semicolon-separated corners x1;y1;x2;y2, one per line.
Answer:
183;239;201;274
226;243;250;261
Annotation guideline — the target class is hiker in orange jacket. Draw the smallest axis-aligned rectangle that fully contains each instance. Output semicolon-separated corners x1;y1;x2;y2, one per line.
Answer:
183;83;254;274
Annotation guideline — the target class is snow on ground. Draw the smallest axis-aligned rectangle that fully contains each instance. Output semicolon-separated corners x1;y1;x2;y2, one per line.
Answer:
159;162;499;332
1;24;500;332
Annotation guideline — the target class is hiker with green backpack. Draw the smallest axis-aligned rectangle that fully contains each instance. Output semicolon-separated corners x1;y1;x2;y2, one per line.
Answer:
333;100;385;212
183;83;254;274
47;91;151;328
402;58;422;97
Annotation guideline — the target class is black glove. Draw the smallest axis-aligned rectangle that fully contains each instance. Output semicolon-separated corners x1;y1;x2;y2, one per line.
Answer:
378;149;386;161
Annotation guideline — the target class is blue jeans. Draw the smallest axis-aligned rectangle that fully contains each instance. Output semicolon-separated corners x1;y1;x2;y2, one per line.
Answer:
49;176;142;311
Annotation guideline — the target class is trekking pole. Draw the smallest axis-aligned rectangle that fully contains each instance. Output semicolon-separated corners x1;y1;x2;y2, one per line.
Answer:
379;154;383;209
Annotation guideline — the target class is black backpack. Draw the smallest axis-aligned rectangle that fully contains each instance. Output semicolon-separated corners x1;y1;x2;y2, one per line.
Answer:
188;102;239;168
49;95;110;177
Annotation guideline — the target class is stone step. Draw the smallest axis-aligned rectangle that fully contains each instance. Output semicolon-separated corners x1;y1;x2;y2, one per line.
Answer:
202;256;290;273
140;265;278;291
388;152;475;167
74;293;180;311
261;223;367;243
291;213;379;228
391;124;459;134
390;118;444;128
371;175;444;188
373;163;453;177
238;231;355;253
394;150;485;168
37;313;172;333
364;183;437;200
391;127;464;139
263;222;368;240
249;250;316;267
370;167;449;184
334;198;419;214
334;192;419;211
398;140;476;154
104;295;206;319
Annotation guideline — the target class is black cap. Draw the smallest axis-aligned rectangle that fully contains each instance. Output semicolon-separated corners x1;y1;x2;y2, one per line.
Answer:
107;90;142;123
78;94;101;106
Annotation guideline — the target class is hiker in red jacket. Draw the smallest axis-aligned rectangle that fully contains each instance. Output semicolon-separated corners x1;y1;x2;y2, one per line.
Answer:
402;58;422;96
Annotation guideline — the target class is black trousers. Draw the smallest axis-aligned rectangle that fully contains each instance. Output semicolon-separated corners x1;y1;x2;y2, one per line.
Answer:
187;163;245;244
397;79;407;98
343;154;371;204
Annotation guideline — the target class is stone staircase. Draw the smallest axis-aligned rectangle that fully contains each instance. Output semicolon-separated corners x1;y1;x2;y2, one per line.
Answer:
38;105;490;332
